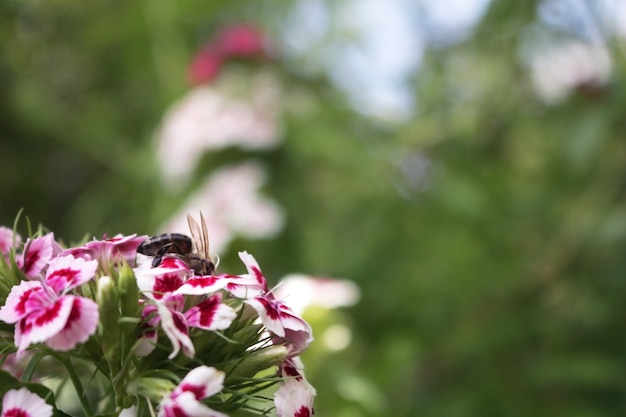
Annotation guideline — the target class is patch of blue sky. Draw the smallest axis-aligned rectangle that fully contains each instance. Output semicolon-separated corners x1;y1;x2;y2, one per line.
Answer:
280;0;492;121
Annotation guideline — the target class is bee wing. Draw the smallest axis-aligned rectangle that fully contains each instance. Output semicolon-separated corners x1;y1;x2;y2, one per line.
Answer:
187;213;210;259
200;211;210;259
187;214;203;254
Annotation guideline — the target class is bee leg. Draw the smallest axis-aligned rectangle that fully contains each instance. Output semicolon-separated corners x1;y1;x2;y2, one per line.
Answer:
152;243;174;267
151;256;163;268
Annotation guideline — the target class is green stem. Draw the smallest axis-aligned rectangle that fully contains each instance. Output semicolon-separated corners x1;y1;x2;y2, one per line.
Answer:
53;354;94;417
21;351;46;382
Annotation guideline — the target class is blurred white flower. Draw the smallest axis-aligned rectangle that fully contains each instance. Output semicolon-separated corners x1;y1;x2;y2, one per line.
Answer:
274;274;360;352
156;71;284;188
527;40;611;103
274;274;360;316
160;161;285;254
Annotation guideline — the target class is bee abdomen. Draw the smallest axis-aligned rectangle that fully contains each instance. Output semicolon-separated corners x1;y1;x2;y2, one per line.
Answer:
137;233;193;256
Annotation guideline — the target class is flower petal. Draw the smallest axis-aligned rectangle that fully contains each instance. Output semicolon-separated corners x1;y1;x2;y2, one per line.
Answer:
19;233;60;279
275;360;316;417
61;234;147;267
175;366;225;400
159;391;228;417
46;255;98;293
1;387;53;417
16;295;74;354
175;275;226;296
159;366;228;417
135;304;159;356
135;258;190;300
90;233;147;265
46;296;99;351
0;226;21;258
157;302;195;359
238;251;267;289
0;281;43;323
185;293;236;331
119;406;138;417
223;274;265;299
246;297;311;336
246;296;313;355
274;378;315;417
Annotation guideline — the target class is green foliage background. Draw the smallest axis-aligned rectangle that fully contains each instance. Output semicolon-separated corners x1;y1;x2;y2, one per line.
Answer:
2;0;626;416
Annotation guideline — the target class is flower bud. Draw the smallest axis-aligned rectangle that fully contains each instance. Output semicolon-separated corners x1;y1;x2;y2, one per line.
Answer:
117;263;141;336
126;377;176;402
97;275;121;362
227;345;289;382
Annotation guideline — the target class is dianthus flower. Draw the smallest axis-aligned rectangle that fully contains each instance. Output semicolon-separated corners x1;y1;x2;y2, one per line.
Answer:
1;388;53;417
158;366;228;417
0;254;99;356
0;217;316;417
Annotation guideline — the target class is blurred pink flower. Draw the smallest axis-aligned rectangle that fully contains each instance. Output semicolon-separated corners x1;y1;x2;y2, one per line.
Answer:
187;24;268;86
216;24;267;58
0;227;20;260
188;48;223;85
156;72;283;188
160;161;285;254
1;388;53;417
0;352;32;379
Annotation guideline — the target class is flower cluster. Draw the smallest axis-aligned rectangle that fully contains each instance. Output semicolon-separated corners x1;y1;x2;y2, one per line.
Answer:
0;223;315;417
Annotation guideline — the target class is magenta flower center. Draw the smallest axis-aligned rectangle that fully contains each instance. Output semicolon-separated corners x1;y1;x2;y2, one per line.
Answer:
4;408;30;417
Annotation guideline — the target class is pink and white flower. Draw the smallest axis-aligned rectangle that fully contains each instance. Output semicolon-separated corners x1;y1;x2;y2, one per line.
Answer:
0;254;99;356
0;227;21;261
184;292;237;331
246;294;313;356
237;251;268;292
154;296;195;359
138;292;236;359
274;358;316;417
240;252;313;355
1;387;53;417
17;233;63;279
0;219;316;415
173;251;267;299
158;366;228;417
135;248;265;300
135;257;192;300
62;233;147;268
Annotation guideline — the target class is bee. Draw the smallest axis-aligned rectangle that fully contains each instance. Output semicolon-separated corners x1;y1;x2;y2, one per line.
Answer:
137;213;216;276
